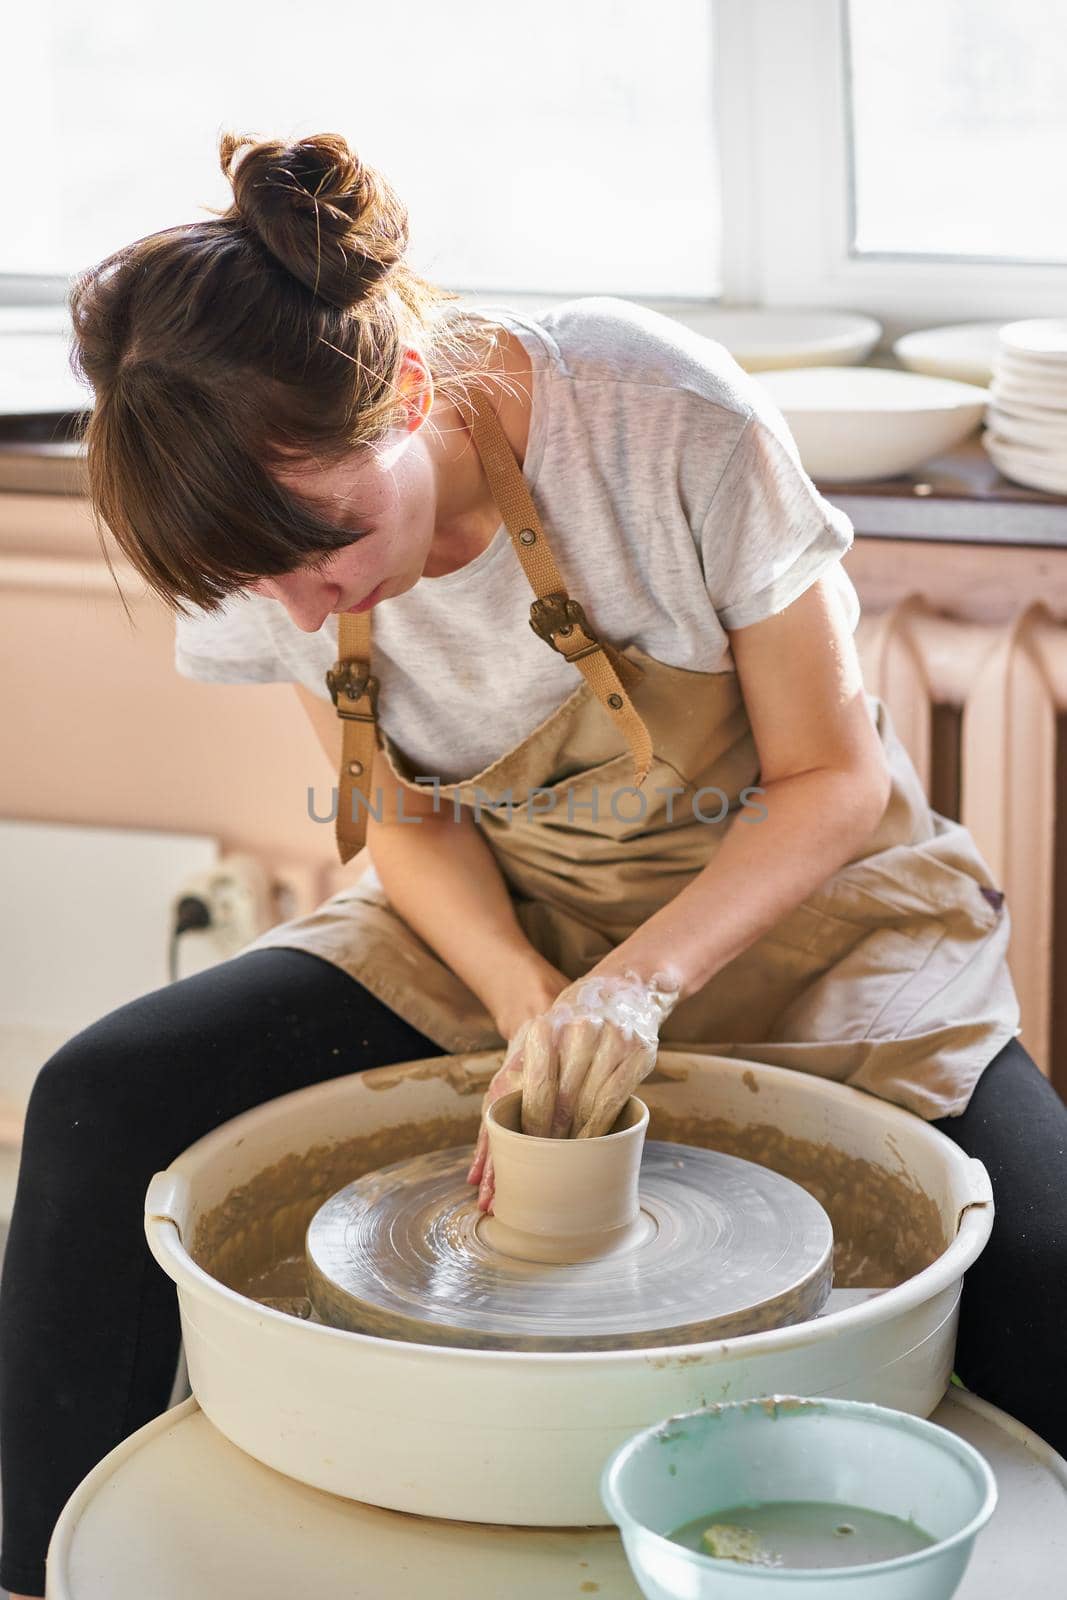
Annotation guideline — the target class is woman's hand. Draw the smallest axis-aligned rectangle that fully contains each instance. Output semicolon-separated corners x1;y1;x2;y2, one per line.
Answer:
462;964;572;1198
465;967;681;1212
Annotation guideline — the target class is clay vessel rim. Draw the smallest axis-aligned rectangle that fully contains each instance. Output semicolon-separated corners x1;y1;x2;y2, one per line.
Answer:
487;1091;649;1144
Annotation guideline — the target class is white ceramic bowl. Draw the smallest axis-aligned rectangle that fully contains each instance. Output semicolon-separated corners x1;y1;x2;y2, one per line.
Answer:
893;322;1006;387
601;1396;997;1600
753;367;989;482
681;309;881;371
143;1050;992;1527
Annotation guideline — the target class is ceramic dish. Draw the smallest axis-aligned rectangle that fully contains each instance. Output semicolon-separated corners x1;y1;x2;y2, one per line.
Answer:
997;318;1067;359
984;406;1067;451
985;388;1067;424
984;427;1067;463
984;437;1067;495
993;344;1067;378
989;405;1067;437
680;309;881;371
893;323;1005;387
752;367;989;481
989;368;1067;408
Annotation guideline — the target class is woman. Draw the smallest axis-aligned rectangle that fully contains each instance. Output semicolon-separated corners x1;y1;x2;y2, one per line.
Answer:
0;129;1062;1599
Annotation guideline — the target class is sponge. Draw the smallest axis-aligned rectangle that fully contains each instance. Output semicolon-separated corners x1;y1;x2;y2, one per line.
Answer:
701;1523;772;1564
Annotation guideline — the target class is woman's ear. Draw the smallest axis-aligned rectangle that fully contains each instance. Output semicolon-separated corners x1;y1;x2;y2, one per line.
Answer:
397;347;434;429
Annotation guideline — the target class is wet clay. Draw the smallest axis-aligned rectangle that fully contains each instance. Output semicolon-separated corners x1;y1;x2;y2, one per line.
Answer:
193;1113;479;1293
194;1103;945;1313
482;1092;648;1261
647;1110;946;1288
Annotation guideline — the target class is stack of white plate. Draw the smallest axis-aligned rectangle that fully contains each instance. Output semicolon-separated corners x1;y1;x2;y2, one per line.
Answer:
984;319;1067;494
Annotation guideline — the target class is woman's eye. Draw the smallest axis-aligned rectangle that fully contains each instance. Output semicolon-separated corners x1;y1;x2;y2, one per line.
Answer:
304;530;372;575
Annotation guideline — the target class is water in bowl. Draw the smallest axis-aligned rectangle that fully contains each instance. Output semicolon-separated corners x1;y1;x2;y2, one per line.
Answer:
670;1500;936;1570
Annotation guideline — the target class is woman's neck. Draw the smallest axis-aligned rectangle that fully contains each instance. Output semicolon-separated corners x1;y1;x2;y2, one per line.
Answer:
424;325;534;575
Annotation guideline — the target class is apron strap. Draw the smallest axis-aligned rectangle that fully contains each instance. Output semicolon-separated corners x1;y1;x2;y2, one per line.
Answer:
327;609;376;865
462;384;653;770
326;382;654;865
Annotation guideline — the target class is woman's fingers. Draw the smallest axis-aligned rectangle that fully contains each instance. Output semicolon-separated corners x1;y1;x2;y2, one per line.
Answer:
465;1120;489;1186
572;1026;634;1132
465;1082;504;1187
467;1002;664;1193
549;1018;600;1138
520;1016;559;1137
477;1151;496;1213
574;1040;657;1138
465;1021;534;1185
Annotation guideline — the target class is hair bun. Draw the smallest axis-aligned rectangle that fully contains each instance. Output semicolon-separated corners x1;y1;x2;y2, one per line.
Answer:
218;130;408;310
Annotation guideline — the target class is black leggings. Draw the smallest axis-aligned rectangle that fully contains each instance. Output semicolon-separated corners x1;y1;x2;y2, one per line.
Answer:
0;948;1063;1596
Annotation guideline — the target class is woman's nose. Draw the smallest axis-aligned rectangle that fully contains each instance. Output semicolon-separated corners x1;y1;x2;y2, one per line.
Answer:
249;574;338;632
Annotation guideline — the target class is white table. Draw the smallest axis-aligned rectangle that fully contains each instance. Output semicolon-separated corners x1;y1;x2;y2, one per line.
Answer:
47;1386;1067;1599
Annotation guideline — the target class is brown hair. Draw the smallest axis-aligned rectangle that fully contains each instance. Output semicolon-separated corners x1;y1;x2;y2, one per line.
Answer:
69;130;509;615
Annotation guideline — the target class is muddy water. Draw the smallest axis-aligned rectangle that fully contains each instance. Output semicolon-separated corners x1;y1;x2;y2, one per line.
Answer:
192;1102;947;1323
669;1501;935;1568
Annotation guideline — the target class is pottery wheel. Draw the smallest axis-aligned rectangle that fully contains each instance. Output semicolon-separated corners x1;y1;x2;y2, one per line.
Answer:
305;1142;834;1352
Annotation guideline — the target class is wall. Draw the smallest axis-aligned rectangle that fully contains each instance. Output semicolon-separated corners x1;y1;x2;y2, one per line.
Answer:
0;492;358;908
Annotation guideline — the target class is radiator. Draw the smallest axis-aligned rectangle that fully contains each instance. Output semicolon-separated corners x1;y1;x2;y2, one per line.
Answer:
856;596;1066;1083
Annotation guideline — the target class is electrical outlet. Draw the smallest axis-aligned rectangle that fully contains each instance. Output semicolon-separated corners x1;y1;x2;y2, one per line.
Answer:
169;853;274;975
206;855;273;954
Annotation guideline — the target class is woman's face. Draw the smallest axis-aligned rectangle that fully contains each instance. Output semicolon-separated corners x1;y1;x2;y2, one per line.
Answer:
248;348;479;633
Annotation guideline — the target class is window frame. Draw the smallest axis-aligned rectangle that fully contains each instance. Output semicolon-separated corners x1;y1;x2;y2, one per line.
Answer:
714;0;1067;343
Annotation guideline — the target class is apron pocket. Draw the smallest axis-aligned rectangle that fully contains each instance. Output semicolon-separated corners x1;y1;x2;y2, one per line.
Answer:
490;750;692;844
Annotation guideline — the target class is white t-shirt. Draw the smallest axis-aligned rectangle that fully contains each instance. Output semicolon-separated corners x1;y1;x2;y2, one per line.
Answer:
175;295;860;781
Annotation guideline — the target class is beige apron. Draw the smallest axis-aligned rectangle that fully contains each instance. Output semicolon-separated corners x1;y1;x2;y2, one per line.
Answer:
244;392;1021;1121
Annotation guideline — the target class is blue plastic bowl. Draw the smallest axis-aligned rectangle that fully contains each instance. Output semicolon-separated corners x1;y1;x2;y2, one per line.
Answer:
600;1396;997;1599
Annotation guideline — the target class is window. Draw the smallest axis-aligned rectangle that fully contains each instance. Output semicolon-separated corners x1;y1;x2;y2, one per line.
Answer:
845;0;1067;264
1;1;720;300
722;0;1067;332
6;1;1067;331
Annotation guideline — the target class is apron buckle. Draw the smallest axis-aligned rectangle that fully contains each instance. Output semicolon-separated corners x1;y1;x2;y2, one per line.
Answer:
325;660;380;721
529;592;602;660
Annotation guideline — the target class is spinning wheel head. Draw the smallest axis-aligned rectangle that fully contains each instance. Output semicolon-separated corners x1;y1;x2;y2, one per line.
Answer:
305;1140;834;1352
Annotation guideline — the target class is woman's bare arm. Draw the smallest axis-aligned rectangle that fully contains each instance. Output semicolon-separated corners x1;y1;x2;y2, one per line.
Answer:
587;574;893;999
293;684;565;1036
364;744;567;1038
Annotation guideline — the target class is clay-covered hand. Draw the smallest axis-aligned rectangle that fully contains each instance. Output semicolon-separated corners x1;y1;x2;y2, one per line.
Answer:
465;968;681;1211
463;1019;531;1210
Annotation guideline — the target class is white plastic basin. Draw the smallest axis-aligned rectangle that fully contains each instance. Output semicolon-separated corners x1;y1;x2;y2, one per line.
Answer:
144;1049;992;1527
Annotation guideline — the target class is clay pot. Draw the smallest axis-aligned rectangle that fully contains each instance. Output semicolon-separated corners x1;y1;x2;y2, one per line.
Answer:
480;1091;649;1263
